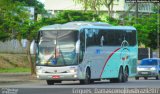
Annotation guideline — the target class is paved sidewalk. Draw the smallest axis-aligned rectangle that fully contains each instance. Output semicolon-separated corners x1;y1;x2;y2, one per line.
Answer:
0;73;37;85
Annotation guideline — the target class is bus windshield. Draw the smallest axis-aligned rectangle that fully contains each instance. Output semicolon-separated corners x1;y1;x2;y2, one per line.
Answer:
37;30;78;66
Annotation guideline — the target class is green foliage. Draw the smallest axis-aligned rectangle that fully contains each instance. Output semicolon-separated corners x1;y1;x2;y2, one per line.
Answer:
124;14;160;49
20;20;43;40
73;0;114;17
0;32;9;41
99;14;119;25
56;10;100;21
0;0;29;40
73;0;102;13
42;10;101;25
0;0;45;41
13;0;46;15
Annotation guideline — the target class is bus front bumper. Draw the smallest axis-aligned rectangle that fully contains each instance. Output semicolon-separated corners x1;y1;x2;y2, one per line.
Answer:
37;73;79;81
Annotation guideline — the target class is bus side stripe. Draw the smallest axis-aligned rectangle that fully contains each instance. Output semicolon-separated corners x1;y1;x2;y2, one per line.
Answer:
100;48;120;78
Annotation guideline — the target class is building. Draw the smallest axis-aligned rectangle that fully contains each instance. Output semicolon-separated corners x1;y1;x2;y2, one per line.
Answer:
44;0;155;18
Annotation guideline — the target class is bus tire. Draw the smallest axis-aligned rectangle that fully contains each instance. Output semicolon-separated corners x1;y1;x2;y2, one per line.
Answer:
144;77;148;80
90;80;94;83
110;68;123;83
84;68;91;84
79;68;91;85
46;80;54;85
80;80;85;84
156;75;160;80
135;77;139;80
109;78;117;83
123;67;129;82
116;67;123;83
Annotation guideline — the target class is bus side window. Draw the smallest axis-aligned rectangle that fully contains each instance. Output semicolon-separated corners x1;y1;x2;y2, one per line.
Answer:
86;29;95;47
125;30;136;46
97;29;125;46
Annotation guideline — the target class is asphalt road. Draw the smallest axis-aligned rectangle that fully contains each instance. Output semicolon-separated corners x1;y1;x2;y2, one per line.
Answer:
0;78;160;94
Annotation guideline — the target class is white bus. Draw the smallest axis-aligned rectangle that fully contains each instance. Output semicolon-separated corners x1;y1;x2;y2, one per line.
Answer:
35;22;138;85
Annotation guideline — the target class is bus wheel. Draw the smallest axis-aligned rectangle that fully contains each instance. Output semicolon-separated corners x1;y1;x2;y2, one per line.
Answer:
80;68;91;84
135;77;139;80
123;67;129;82
111;68;123;83
144;77;148;80
117;67;123;83
84;68;91;84
80;80;84;84
90;80;94;83
156;75;160;80
110;78;117;83
46;80;54;85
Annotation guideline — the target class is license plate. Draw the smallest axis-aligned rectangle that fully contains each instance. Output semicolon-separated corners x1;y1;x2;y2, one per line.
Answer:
141;72;148;74
52;75;60;79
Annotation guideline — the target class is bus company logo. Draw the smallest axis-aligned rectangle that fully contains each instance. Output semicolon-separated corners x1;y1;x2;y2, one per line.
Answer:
1;88;18;94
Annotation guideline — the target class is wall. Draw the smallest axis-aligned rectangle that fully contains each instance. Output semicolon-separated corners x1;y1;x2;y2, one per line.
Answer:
0;39;26;54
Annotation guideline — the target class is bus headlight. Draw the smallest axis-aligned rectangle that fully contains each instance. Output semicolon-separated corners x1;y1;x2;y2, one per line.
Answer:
37;69;43;73
69;68;77;73
36;67;44;73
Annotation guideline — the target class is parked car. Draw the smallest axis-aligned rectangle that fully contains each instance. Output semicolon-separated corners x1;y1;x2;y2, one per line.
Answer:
135;58;160;80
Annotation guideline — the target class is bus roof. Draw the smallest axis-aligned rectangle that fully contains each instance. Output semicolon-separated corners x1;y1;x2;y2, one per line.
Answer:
39;21;136;31
40;21;111;30
81;26;137;31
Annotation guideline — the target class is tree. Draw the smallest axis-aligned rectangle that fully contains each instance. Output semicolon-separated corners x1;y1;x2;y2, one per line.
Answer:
73;0;114;17
119;3;136;19
42;10;101;25
73;0;102;14
20;20;43;75
124;14;160;50
0;0;45;75
102;0;114;18
13;0;46;20
0;0;29;38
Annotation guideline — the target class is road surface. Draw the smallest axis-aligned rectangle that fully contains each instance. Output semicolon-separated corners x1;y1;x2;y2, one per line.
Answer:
0;78;160;94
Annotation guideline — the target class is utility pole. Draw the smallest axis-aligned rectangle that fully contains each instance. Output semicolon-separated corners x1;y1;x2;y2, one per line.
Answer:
157;3;160;58
135;0;138;23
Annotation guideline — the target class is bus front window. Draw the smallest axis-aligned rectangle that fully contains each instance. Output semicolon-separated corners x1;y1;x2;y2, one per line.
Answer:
37;30;78;66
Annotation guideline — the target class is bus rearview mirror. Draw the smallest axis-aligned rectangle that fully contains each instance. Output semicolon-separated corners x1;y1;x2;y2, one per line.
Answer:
76;40;80;53
30;40;37;54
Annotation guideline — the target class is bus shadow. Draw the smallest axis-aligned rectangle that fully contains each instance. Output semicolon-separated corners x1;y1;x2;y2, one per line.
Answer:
55;80;114;85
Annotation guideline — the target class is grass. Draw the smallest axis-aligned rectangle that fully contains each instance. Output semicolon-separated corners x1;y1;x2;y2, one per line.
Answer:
0;67;30;73
0;53;35;73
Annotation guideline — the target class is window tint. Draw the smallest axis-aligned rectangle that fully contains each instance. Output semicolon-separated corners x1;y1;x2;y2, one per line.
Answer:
80;30;85;50
125;30;136;46
83;28;136;47
98;29;124;46
85;29;99;47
